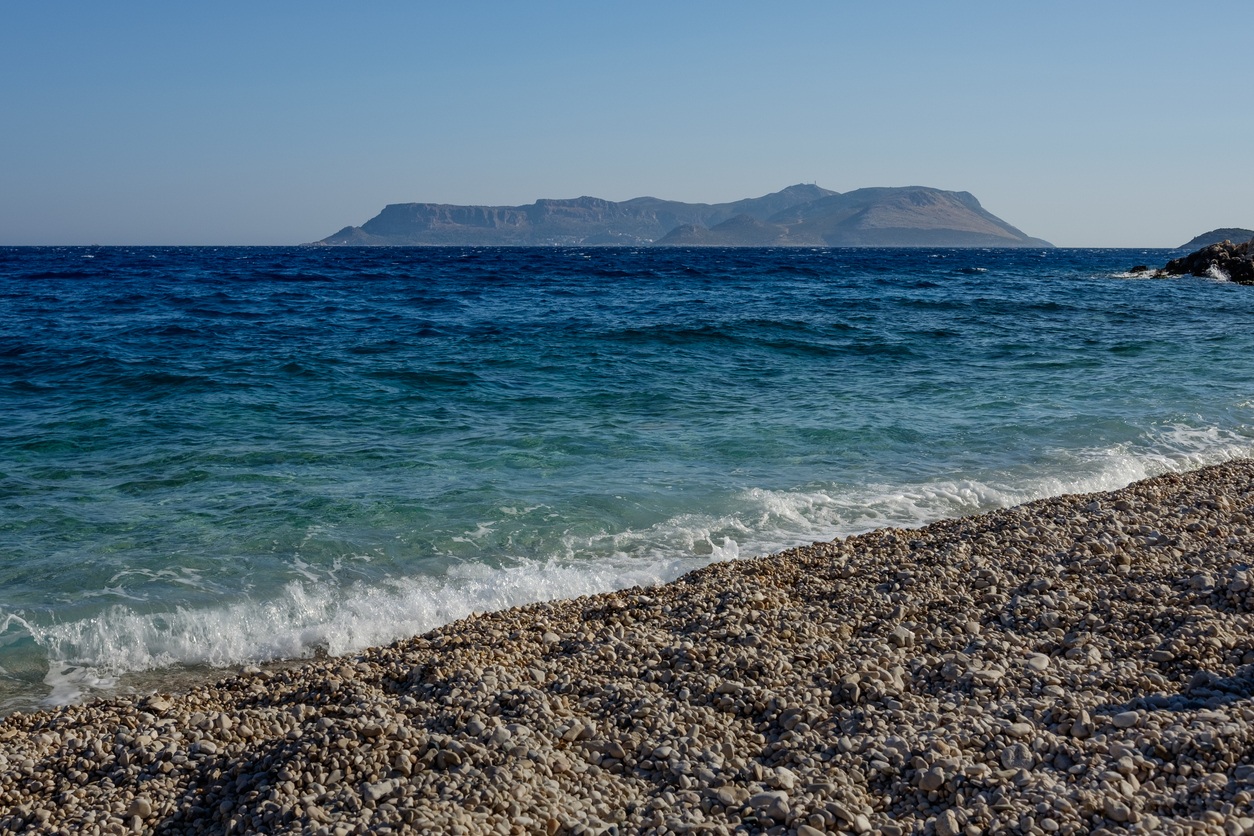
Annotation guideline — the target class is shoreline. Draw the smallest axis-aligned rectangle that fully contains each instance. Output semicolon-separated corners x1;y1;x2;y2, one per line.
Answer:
3;460;1254;835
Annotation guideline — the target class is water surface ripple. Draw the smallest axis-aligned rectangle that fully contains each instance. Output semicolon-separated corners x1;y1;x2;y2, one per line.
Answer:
1;246;1251;711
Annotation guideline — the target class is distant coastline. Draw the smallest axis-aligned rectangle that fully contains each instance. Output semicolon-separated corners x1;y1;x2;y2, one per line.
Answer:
312;184;1053;249
1176;227;1254;251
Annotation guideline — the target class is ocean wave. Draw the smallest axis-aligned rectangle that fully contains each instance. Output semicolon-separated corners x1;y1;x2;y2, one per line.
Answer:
13;421;1252;708
24;551;704;708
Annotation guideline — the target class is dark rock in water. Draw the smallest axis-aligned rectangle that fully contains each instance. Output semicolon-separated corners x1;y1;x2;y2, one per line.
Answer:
1128;265;1149;273
1161;237;1254;285
1178;227;1254;250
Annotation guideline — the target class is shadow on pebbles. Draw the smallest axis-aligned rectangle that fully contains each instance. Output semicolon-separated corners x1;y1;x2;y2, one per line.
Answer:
5;461;1254;836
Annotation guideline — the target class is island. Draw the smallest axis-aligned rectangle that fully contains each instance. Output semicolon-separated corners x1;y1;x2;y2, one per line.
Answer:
313;185;1054;248
1177;228;1254;250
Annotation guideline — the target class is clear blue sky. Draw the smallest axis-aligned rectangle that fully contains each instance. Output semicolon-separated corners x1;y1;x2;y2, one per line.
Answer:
2;1;1251;247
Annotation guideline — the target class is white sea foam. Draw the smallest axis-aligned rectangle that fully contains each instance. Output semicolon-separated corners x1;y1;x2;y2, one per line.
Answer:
25;551;707;707
733;426;1254;550
19;422;1254;707
1207;264;1232;282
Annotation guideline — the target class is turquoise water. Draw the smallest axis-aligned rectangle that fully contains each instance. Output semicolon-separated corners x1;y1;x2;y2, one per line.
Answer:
1;246;1252;712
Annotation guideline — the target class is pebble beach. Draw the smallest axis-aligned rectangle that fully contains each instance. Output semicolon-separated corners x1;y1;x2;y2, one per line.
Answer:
4;459;1254;836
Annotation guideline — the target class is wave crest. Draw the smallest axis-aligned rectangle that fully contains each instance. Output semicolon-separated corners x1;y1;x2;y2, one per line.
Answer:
12;422;1254;708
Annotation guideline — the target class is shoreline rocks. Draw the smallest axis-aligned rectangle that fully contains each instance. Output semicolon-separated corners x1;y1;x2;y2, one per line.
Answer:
1158;237;1254;284
4;460;1254;835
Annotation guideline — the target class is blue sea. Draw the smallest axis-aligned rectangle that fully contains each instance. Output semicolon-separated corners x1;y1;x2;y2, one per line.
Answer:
2;246;1252;713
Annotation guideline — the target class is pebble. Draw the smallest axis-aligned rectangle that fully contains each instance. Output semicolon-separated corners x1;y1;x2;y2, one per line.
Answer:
1103;796;1132;822
936;808;963;836
748;790;786;809
4;460;1254;835
919;767;946;791
999;742;1033;771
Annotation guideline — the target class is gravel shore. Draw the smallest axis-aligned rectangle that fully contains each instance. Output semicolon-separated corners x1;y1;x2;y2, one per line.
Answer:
4;460;1254;836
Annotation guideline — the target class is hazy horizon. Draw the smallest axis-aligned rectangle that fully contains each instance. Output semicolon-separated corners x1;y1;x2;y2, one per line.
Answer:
2;1;1251;248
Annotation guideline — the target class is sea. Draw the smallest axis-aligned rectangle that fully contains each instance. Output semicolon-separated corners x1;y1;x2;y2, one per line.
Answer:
2;245;1252;715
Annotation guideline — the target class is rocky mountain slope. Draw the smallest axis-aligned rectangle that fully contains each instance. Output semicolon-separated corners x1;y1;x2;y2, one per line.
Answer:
315;185;1053;248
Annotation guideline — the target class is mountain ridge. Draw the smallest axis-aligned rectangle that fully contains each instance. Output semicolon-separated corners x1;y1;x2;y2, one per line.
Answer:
315;184;1053;248
1178;228;1254;250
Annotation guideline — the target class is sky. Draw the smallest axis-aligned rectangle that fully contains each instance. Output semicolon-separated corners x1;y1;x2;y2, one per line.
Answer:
1;1;1251;247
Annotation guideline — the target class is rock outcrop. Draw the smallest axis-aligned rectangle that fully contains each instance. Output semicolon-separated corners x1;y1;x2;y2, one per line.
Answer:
1161;237;1254;285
